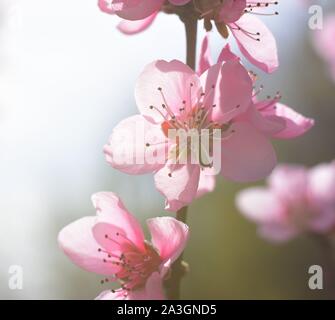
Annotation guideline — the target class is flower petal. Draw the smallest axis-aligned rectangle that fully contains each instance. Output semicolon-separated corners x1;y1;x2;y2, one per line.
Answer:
92;222;138;254
117;11;158;35
221;122;276;182
229;14;278;73
217;43;239;63
242;105;286;136
116;0;163;21
196;168;216;198
58;217;119;275
104;115;167;175
154;163;201;211
135;60;201;124
236;187;284;224
201;59;253;123
218;0;246;24
264;103;315;139
267;165;308;201
95;272;165;300
198;33;213;75
258;224;298;243
98;0;139;15
169;0;191;5
147;217;189;264
92;192;145;251
308;162;335;208
96;289;127;300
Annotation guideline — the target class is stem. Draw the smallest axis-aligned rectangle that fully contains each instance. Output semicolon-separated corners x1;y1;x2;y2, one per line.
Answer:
166;15;198;300
166;206;189;300
184;15;198;70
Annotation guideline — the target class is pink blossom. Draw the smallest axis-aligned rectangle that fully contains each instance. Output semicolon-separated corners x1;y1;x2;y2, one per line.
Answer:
98;0;191;35
98;0;279;72
196;0;279;72
194;0;246;25
236;162;335;242
313;14;335;82
104;58;281;211
58;192;189;299
199;34;314;140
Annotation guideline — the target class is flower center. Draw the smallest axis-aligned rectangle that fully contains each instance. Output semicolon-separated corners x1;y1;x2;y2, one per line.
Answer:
147;84;236;168
98;234;161;294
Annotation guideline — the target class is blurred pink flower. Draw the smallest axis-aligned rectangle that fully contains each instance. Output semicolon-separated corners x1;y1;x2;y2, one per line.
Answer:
58;192;189;300
199;34;314;140
104;58;281;211
98;0;191;34
313;14;335;82
236;162;335;242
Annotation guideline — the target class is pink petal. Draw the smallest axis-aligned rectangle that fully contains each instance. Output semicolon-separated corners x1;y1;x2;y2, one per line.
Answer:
154;163;200;211
218;0;246;24
265;103;315;139
267;165;308;201
96;272;165;300
58;217;119;275
217;43;239;63
92;192;146;251
236;187;284;224
258;224;298;243
198;33;213;75
218;59;253;122
117;11;158;35
229;14;278;73
96;290;128;300
98;0;137;15
200;61;222;113
168;0;191;5
242;105;286;136
196;168;216;198
308;162;335;208
201;59;253;123
147;217;189;264
104;115;167;175
139;271;165;300
308;208;335;233
135;60;201;124
221;122;276;182
92;222;140;253
313;14;335;62
115;0;163;21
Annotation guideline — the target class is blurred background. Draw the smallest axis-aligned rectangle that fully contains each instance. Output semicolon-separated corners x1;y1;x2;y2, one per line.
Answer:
0;0;334;299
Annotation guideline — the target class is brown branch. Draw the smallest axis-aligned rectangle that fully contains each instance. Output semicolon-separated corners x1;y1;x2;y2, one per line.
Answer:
165;206;189;300
164;9;198;301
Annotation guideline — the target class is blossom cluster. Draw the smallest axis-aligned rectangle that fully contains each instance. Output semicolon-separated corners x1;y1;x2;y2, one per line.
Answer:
56;1;335;300
237;161;335;242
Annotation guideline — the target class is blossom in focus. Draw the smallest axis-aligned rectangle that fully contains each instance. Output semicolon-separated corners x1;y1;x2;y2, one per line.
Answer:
105;57;283;212
199;34;314;141
58;192;189;299
313;14;335;82
236;162;335;242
